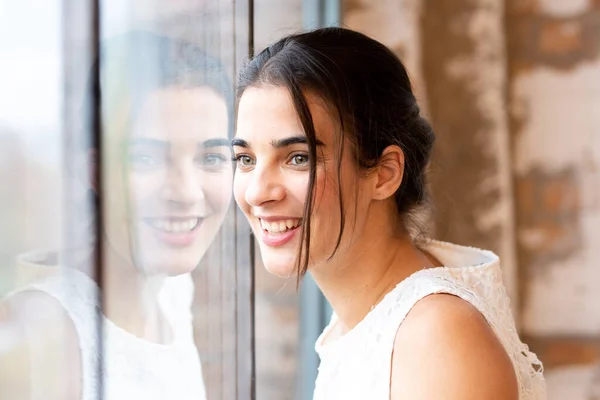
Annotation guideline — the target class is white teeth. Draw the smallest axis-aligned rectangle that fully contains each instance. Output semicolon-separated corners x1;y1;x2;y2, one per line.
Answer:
148;218;199;233
260;218;301;233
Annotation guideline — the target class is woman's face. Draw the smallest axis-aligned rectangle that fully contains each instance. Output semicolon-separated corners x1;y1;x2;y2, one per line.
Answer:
104;86;233;276
233;85;375;277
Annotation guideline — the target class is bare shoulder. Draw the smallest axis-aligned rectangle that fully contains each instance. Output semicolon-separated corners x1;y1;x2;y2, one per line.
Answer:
390;293;518;400
3;289;72;324
0;290;82;399
1;289;81;345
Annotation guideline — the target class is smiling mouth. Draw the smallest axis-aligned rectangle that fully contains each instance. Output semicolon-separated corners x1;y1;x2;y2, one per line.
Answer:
259;218;303;234
143;217;203;233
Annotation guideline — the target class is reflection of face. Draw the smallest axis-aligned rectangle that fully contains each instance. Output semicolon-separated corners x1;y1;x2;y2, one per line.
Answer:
104;87;232;276
233;86;372;277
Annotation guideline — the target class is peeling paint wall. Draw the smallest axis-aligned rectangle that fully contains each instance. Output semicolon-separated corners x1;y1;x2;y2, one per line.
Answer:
516;65;600;336
419;0;518;308
507;0;600;398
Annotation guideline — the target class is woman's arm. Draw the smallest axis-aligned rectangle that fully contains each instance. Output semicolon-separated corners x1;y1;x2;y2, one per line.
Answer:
0;291;82;400
390;294;518;400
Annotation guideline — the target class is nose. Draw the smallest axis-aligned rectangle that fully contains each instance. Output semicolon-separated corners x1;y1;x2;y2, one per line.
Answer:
244;164;286;207
162;160;206;207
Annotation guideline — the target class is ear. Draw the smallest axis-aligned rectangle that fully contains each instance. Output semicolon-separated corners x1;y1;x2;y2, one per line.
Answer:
372;145;404;201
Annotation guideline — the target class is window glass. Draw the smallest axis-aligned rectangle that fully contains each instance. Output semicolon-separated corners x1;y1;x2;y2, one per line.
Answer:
0;1;253;399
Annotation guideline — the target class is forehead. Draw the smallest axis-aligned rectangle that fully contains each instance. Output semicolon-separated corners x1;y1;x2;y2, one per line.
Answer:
235;85;337;145
133;86;229;140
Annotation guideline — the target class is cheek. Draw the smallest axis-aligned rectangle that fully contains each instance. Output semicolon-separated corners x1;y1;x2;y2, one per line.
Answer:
286;171;311;202
312;167;338;211
125;172;168;223
128;171;164;203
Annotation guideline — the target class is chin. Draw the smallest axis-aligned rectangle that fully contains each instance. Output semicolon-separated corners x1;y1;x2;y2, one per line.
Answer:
135;247;203;276
163;260;199;276
260;252;300;278
264;264;299;278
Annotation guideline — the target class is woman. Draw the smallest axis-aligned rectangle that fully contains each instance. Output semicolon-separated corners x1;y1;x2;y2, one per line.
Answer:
232;27;546;399
0;32;233;399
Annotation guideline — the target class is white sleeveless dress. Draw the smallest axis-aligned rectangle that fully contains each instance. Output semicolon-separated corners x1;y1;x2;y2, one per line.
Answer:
7;254;207;400
313;241;546;400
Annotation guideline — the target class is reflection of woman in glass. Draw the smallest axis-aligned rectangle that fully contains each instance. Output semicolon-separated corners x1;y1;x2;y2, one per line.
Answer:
0;32;232;399
232;28;546;399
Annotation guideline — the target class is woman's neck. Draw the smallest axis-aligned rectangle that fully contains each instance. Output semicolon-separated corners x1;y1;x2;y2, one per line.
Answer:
311;229;439;336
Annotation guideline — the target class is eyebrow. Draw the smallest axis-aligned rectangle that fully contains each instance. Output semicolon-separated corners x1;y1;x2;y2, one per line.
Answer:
200;138;231;148
230;138;250;148
128;138;231;149
128;138;169;149
231;135;324;149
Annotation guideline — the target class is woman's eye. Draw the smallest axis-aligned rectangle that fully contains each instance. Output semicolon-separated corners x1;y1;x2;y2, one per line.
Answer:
290;154;309;166
234;154;255;167
199;153;228;168
128;153;162;170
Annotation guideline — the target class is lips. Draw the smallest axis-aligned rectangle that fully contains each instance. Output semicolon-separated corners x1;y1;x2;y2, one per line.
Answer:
143;217;204;247
259;218;302;233
258;217;303;247
145;217;200;233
